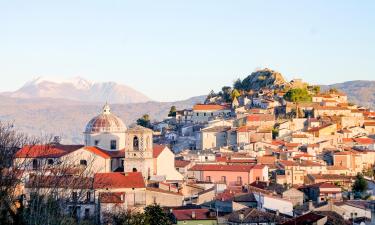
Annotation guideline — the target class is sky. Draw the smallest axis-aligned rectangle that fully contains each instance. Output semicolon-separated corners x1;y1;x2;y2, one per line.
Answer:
0;1;374;102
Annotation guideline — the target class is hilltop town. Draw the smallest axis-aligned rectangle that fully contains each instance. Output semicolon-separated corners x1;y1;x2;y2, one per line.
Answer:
2;68;375;225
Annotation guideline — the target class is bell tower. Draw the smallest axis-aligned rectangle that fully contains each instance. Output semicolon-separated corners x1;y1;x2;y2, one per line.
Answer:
124;125;153;179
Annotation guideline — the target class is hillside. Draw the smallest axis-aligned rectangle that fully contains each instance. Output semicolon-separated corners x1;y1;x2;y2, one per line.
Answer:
322;80;375;108
0;95;205;144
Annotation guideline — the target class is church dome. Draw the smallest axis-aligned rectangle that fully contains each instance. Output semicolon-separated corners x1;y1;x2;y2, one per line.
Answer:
84;104;127;134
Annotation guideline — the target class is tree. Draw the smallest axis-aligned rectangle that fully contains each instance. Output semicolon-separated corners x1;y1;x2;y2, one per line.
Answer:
137;114;151;128
233;79;243;90
312;86;321;94
352;174;368;193
144;204;172;225
220;86;232;103
328;88;339;94
168;106;177;117
230;89;241;101
283;88;312;103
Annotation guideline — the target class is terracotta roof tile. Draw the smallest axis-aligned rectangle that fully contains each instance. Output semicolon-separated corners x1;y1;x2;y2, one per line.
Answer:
93;172;145;189
189;164;255;172
174;160;191;168
193;104;229;111
99;192;125;203
172;209;213;221
15;144;83;158
153;144;166;158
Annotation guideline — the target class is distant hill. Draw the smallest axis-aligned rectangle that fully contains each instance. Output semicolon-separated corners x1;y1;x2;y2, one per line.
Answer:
1;77;151;104
322;80;375;109
0;95;206;144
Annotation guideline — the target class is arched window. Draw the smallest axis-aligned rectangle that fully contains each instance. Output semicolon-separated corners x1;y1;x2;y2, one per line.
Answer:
133;136;139;150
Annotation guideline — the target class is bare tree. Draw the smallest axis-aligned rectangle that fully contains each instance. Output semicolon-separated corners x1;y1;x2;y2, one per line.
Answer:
0;121;101;225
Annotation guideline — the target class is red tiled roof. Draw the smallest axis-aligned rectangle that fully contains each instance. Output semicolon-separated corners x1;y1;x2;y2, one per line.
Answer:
153;144;166;158
15;144;83;158
189;164;255;172
193;104;229;111
246;114;274;122
175;160;191;167
26;175;93;189
278;160;298;167
353;138;375;145
364;121;375;126
93;172;145;189
99;192;125;203
172;209;213;220
83;146;125;159
237;126;257;132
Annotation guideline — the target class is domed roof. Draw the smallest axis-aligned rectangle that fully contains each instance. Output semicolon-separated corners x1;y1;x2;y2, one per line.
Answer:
85;104;127;134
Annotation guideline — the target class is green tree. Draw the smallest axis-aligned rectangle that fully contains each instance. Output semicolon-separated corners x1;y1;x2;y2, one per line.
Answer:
283;88;312;103
137;114;151;128
328;88;339;94
233;78;243;90
168;106;177;117
352;174;368;193
144;204;172;225
220;86;232;102
312;86;321;94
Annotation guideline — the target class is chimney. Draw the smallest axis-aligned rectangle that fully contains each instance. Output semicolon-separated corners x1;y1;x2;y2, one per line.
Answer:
120;194;124;201
191;211;196;219
308;200;314;211
276;210;280;216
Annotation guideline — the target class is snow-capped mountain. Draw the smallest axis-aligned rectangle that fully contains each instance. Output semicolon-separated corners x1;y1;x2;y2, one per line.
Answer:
2;76;152;104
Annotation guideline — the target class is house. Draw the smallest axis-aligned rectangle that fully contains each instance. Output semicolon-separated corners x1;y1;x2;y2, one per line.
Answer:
192;104;231;123
299;182;342;203
306;123;337;138
171;208;217;225
282;188;304;206
364;121;375;134
188;164;268;187
305;174;355;189
14;144;84;171
225;208;287;225
200;126;231;150
93;172;146;209
280;212;327;225
145;188;184;207
252;192;294;216
24;175;95;221
175;160;192;177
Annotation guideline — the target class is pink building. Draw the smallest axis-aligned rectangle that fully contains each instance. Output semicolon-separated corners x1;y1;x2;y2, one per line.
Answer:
188;164;268;186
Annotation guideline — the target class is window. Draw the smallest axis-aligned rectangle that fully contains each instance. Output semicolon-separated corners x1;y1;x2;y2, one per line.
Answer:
84;208;90;219
110;140;116;150
47;159;54;165
133;136;139;150
204;113;206;116
221;176;226;183
206;176;211;182
72;192;78;202
94;140;99;146
196;113;199;116
237;176;242;185
80;160;87;166
132;168;137;172
32;159;38;170
86;192;92;202
211;112;214;116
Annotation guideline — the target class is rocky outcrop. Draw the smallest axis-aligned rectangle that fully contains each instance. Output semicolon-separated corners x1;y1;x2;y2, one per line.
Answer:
241;68;287;91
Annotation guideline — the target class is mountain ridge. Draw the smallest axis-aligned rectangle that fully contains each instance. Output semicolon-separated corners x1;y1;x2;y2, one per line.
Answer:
1;77;152;104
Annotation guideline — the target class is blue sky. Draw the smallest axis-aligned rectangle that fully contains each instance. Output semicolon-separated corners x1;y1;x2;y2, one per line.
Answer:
0;1;374;101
